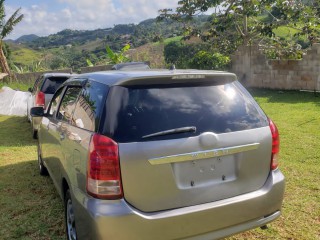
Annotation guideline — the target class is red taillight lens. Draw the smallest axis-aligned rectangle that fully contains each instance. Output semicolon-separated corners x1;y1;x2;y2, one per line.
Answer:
87;134;123;199
35;91;45;108
269;118;280;170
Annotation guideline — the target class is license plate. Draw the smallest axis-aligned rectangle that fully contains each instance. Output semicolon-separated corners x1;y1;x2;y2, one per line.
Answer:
172;156;237;189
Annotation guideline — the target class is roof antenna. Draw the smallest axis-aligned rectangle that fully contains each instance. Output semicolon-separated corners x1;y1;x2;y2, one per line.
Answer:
169;64;176;71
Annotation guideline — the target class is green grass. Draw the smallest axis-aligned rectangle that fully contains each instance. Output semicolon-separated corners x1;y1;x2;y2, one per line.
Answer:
273;26;301;39
228;89;320;240
0;89;319;239
0;82;31;92
0;116;64;240
11;47;43;67
153;36;183;46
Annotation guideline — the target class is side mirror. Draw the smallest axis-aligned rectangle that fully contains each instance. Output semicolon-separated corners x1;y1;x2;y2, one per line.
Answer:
30;107;44;117
28;87;32;92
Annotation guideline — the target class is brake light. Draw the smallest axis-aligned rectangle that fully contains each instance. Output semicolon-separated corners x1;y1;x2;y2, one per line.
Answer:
87;134;123;199
35;91;45;108
269;119;280;170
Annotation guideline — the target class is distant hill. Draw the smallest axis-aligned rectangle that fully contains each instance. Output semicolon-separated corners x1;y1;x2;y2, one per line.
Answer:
5;16;210;72
24;17;209;51
15;34;39;44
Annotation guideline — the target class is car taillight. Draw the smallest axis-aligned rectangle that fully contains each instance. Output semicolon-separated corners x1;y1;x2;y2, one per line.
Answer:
269;118;280;170
87;134;123;200
35;91;45;108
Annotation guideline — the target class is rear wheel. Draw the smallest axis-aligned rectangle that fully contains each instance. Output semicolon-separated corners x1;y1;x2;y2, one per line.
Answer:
65;189;77;240
37;140;48;176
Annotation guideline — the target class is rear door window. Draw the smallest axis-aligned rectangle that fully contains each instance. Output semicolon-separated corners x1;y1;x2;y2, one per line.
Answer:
41;77;69;94
103;81;268;142
57;87;82;122
71;81;108;132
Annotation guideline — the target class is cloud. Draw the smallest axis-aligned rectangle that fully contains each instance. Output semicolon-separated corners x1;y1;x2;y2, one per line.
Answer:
5;0;178;39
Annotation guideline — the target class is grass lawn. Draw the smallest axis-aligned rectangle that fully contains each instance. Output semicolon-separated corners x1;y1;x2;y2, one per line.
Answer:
0;116;64;239
0;89;319;239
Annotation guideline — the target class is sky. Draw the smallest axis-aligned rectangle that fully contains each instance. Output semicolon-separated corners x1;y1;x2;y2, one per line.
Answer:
5;0;179;40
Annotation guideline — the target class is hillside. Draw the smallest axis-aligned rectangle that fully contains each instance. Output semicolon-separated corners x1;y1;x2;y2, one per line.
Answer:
15;34;39;44
4;16;209;72
25;17;208;50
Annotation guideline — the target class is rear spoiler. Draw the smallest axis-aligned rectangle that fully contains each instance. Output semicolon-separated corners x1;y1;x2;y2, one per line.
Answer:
114;72;237;86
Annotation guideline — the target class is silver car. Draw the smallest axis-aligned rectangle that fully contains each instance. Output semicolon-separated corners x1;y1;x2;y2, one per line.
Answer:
31;70;285;240
27;73;73;138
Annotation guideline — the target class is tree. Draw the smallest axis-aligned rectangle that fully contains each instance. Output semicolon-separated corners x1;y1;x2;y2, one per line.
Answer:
106;44;130;64
0;0;23;78
158;0;320;58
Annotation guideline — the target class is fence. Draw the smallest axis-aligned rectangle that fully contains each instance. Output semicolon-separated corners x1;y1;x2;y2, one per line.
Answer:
231;43;320;91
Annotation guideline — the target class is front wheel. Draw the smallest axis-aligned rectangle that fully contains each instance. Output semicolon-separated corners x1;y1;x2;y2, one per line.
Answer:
65;189;77;240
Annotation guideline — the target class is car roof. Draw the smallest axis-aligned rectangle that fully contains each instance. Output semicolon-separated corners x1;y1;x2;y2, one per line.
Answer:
66;70;237;87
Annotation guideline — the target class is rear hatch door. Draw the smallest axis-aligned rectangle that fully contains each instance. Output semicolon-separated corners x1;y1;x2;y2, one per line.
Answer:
103;75;271;212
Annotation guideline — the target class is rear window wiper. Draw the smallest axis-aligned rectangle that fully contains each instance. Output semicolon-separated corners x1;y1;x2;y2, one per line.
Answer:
142;126;196;139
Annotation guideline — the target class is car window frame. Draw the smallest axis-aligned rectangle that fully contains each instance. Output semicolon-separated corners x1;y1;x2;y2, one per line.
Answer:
46;86;67;119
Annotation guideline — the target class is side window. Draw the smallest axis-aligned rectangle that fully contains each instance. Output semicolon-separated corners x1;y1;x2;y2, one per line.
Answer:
72;81;108;131
47;88;64;117
57;87;82;122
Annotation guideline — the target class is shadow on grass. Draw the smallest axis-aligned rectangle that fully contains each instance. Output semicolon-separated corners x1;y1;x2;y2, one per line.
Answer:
0;115;36;147
0;159;64;240
248;88;320;106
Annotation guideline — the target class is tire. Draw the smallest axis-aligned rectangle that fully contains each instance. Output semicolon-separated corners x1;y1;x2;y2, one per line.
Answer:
32;129;38;139
31;118;38;139
27;105;31;123
32;123;38;139
65;189;77;240
37;140;48;176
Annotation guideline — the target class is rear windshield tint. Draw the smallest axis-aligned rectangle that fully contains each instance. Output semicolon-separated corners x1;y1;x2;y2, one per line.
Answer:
41;77;69;94
103;81;268;142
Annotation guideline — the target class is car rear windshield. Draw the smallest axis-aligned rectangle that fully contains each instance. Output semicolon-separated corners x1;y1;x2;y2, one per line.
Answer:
41;77;69;94
102;81;268;143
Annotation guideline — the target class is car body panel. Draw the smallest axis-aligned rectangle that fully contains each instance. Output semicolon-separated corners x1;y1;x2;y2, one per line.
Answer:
35;70;285;240
119;127;272;212
71;169;285;240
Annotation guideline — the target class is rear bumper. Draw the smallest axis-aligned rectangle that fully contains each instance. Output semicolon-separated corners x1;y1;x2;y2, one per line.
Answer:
72;169;285;240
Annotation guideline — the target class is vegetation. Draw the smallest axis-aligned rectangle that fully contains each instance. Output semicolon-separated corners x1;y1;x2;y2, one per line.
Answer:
158;0;320;59
105;44;130;64
0;116;64;239
2;7;319;74
0;0;23;78
5;18;197;72
164;41;230;70
0;90;319;239
0;81;29;91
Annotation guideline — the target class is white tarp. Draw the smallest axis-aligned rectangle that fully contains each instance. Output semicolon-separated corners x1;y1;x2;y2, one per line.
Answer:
0;87;30;116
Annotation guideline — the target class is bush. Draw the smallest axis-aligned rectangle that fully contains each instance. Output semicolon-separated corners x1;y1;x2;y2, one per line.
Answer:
189;51;230;70
164;41;230;70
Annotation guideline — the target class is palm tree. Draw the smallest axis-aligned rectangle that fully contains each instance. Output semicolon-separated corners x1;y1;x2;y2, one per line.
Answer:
0;0;23;78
